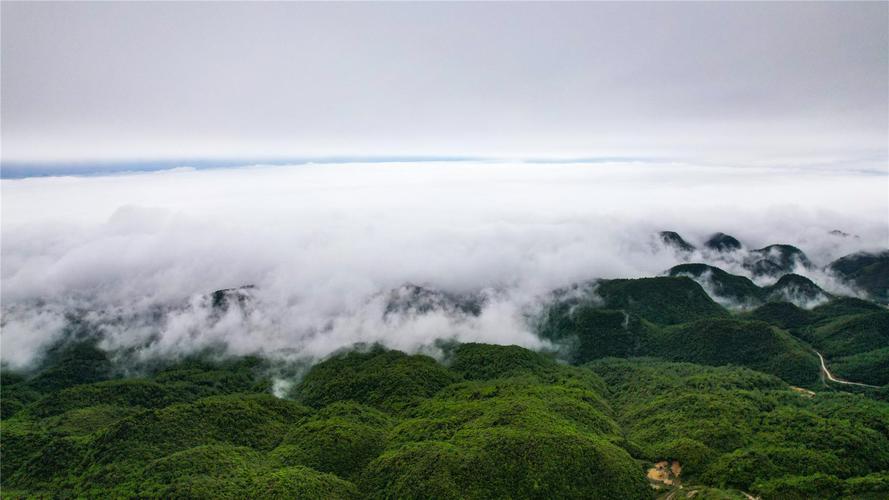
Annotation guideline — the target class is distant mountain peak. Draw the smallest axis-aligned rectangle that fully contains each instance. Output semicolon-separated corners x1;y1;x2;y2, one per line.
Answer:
658;231;696;253
383;283;484;317
828;229;859;239
746;244;812;277
765;274;829;307
668;263;763;309
704;232;742;252
210;285;256;312
828;250;889;304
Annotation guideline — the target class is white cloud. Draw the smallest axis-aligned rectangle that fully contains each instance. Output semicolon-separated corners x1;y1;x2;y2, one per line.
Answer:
1;161;887;368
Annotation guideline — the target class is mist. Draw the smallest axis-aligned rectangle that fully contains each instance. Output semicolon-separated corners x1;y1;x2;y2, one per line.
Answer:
2;161;887;369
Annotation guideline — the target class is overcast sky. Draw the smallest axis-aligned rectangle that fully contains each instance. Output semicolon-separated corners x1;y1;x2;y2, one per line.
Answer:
2;2;887;168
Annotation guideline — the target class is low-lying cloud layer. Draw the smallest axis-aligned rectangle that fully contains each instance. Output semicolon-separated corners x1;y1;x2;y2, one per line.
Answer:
2;161;887;369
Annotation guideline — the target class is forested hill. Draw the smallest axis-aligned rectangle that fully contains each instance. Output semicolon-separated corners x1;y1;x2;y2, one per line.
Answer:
2;338;888;499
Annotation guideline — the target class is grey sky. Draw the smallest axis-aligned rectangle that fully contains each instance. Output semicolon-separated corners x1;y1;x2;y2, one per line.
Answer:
2;1;887;166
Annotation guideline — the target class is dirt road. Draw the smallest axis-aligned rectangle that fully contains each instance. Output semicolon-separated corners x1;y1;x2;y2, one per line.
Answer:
815;350;880;389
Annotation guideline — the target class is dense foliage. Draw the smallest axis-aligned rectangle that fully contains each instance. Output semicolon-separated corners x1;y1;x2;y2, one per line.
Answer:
537;279;820;386
828;250;889;304
587;358;889;497
798;311;889;386
4;335;887;499
595;277;729;325
668;263;764;305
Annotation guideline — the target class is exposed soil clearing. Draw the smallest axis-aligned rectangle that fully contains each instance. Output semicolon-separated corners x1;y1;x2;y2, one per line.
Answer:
790;386;815;397
648;460;682;488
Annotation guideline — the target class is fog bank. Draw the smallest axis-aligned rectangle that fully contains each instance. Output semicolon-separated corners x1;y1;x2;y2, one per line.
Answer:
2;161;887;369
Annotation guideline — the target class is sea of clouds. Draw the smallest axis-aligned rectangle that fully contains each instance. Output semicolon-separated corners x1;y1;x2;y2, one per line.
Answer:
2;161;887;370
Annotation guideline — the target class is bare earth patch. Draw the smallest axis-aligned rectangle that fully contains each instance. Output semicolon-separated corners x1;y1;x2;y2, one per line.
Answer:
648;460;682;488
790;386;816;397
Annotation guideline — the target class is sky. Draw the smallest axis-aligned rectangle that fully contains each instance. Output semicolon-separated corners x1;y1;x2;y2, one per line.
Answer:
2;1;887;170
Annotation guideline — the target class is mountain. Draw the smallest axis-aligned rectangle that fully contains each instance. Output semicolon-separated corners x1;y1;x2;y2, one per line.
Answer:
745;244;812;277
746;301;813;330
799;309;889;386
703;232;742;252
383;284;484;317
595;276;729;325
294;347;460;411
810;296;885;319
666;263;834;310
536;276;818;384
540;276;727;333
659;231;697;253
828;250;889;304
829;229;857;238
644;318;820;386
764;273;830;306
537;305;653;364
210;286;256;312
667;263;764;307
750;296;889;387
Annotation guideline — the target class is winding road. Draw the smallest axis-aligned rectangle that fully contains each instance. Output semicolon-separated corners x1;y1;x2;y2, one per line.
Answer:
814;350;880;389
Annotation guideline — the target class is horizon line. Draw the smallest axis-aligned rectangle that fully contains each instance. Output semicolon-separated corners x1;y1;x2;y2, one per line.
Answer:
1;154;886;180
0;155;667;179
